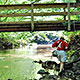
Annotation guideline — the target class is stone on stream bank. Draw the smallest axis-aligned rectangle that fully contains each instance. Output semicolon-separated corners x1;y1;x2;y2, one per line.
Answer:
34;51;80;80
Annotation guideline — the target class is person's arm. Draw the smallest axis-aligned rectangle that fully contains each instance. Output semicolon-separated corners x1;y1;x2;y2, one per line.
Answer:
52;41;58;47
65;42;68;50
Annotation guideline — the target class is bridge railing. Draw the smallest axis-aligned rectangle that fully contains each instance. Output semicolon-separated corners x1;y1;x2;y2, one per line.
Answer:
0;3;80;31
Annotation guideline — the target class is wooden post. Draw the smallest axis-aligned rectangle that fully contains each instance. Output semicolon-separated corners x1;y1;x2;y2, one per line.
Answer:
0;10;1;22
64;7;66;20
73;3;76;31
67;2;71;31
31;2;34;31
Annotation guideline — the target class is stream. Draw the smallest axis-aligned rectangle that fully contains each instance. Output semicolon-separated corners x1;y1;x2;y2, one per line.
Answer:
0;45;59;80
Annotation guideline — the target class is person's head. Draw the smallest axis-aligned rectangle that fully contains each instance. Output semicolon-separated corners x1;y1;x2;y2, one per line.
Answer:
60;36;65;40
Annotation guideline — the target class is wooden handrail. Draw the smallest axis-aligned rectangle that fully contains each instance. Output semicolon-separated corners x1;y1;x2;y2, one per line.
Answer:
0;12;79;17
0;20;79;25
0;3;79;10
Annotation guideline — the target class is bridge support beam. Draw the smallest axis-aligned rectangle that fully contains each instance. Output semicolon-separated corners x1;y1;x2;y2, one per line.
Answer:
67;2;71;31
31;2;34;31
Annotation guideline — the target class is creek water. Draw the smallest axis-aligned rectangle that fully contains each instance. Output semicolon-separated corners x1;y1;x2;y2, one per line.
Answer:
0;45;59;80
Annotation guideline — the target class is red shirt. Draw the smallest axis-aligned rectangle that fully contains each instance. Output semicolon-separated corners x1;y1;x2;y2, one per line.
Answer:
52;40;67;51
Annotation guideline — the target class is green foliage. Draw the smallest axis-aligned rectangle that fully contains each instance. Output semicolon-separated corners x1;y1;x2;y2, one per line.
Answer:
0;31;55;49
0;0;3;4
62;0;76;3
63;31;80;40
63;31;80;58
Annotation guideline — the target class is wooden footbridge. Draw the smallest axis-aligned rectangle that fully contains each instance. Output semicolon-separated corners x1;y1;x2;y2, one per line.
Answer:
0;2;80;32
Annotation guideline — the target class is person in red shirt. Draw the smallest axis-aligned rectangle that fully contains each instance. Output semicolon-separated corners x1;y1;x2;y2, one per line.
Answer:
52;36;68;73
